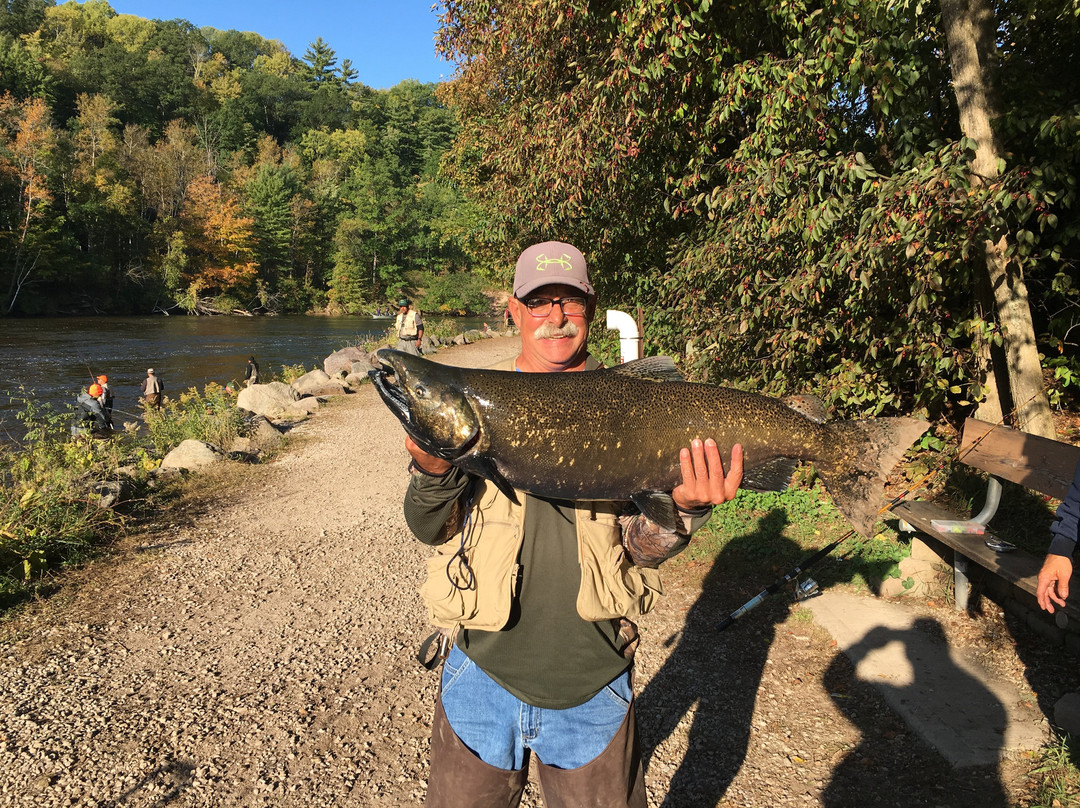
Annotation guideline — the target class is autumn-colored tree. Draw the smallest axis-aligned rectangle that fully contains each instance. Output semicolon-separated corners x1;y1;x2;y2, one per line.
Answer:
177;173;257;309
0;92;58;313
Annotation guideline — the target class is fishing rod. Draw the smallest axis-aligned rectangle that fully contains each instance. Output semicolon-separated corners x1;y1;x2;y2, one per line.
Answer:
717;535;848;630
716;384;1057;631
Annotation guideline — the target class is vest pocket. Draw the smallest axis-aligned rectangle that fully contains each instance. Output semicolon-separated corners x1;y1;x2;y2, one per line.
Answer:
420;548;480;626
418;518;521;631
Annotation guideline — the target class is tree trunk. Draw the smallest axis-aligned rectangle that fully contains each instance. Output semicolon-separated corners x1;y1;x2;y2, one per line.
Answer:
940;0;1056;437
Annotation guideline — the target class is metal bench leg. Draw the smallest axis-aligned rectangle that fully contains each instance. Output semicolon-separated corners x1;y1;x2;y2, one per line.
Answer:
954;553;970;612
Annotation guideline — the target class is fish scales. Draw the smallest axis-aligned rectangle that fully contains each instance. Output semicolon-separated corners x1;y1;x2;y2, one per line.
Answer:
371;349;928;535
463;369;831;500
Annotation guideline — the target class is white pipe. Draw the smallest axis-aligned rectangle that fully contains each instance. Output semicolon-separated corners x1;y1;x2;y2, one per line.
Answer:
605;309;642;364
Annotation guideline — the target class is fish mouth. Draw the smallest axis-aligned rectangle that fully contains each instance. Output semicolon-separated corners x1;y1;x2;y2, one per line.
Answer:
368;353;477;460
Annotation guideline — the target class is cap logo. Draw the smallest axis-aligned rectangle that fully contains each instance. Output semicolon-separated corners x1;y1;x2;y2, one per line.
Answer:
534;253;575;273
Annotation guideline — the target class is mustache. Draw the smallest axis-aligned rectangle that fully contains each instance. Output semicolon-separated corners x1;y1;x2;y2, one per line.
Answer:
533;321;580;340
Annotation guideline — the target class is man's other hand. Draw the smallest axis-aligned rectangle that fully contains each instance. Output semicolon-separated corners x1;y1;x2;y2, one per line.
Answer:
1037;553;1073;613
405;436;453;476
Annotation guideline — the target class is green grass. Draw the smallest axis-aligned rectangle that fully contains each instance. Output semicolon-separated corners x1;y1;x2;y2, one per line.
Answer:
2;382;258;613
671;477;911;596
1028;734;1080;808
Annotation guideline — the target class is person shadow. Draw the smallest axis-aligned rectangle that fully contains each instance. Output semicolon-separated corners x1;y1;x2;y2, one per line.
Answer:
821;619;1010;806
637;508;1012;807
637;509;804;806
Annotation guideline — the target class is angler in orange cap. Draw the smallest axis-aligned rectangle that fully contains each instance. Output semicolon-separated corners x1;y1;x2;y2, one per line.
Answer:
95;374;114;427
76;383;109;432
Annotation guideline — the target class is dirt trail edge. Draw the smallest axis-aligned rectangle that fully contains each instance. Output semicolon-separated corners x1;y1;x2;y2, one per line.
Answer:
1;337;1038;807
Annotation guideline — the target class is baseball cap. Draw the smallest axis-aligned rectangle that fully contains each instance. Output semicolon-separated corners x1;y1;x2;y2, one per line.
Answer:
513;241;594;300
147;368;155;374
397;298;409;307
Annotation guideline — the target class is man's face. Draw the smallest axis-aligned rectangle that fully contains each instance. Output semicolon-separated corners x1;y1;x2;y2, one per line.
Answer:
509;283;594;372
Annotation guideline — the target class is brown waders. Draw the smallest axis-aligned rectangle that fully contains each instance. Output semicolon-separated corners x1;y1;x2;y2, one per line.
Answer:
425;696;647;808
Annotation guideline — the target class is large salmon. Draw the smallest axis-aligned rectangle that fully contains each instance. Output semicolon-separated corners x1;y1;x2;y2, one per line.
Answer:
370;349;927;535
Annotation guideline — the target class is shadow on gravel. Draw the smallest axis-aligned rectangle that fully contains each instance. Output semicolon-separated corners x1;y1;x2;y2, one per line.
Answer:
637;509;800;806
821;618;1009;807
638;507;1013;807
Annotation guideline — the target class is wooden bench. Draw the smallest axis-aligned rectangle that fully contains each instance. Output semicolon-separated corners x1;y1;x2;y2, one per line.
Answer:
889;417;1080;624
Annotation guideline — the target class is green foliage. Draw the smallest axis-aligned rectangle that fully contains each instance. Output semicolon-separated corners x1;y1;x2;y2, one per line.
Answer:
676;480;909;594
276;363;310;384
437;0;1080;422
421;317;463;343
1028;735;1080;808
0;393;129;604
0;6;473;316
422;271;490;315
141;383;245;456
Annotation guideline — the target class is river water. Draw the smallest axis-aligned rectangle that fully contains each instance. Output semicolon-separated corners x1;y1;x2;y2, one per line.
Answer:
0;314;486;437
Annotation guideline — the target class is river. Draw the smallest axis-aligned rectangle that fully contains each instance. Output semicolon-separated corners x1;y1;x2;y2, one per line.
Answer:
0;314;487;437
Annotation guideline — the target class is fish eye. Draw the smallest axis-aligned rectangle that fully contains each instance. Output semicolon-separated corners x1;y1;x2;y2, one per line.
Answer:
413;383;427;398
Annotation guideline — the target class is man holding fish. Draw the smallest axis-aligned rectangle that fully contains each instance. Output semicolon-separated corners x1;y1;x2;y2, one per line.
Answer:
397;241;744;807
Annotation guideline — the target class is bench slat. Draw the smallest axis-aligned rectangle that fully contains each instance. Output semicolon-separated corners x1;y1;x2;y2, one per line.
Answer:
960;418;1080;500
890;499;1080;621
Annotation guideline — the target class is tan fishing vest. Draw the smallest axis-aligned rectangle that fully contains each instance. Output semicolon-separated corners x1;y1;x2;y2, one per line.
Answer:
417;355;664;632
418;478;664;632
396;309;420;338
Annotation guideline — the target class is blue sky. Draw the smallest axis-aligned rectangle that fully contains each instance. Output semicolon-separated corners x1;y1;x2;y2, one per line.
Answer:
106;0;453;90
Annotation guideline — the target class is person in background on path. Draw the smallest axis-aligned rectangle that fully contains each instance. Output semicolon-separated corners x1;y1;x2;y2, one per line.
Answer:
1037;459;1080;614
95;374;114;428
400;240;744;807
76;383;109;433
395;297;424;356
140;367;164;409
245;356;260;387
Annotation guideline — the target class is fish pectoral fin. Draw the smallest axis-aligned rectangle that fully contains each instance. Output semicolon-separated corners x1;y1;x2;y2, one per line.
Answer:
630;491;679;532
742;457;800;492
472;457;520;504
610;356;686;383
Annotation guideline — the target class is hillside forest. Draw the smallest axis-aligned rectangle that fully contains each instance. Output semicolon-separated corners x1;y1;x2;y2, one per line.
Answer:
0;0;487;319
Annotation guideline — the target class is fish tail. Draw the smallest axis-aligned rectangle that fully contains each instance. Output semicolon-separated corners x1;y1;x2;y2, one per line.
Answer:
814;418;929;537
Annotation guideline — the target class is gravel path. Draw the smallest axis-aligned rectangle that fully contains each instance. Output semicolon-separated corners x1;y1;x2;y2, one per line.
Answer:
0;336;1044;807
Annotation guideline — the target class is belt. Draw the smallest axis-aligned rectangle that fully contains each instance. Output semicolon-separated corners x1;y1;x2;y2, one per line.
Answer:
399;335;418;340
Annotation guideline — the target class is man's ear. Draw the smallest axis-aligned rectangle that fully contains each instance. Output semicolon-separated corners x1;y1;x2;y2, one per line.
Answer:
586;296;598;322
507;296;525;321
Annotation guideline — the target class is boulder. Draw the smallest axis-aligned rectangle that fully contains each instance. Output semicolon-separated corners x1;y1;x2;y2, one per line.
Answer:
237;382;303;419
160;439;224;471
91;480;125;509
244;414;285;450
464;329;483;343
291;369;347;397
324;346;367;377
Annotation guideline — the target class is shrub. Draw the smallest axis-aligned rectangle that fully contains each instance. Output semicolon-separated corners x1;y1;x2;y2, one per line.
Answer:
141;383;245;456
0;393;128;604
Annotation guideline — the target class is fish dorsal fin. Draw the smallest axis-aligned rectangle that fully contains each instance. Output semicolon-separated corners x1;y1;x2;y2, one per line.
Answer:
781;394;828;424
610;356;686;383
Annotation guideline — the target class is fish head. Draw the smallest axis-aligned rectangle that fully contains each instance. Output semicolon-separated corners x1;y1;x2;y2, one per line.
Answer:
370;349;479;460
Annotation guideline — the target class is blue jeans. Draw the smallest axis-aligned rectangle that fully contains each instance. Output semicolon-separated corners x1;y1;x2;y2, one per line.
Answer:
440;644;632;770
